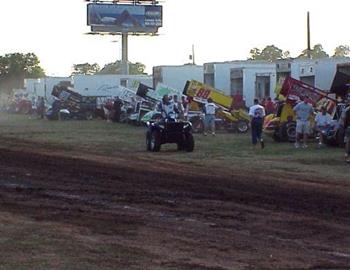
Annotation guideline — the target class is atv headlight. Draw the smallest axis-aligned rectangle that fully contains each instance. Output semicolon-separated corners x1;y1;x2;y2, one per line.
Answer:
183;122;192;130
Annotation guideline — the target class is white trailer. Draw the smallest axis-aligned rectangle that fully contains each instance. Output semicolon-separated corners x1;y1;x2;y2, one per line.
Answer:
153;65;203;92
290;57;350;91
24;77;72;104
204;61;277;106
72;74;153;97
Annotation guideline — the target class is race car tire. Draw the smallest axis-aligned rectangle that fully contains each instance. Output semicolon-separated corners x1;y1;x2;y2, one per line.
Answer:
286;122;297;142
273;129;283;142
191;119;204;134
237;120;249;133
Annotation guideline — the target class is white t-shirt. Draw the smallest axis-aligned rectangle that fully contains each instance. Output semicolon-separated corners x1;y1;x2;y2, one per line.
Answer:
205;102;217;115
249;104;266;118
315;112;332;127
158;101;176;118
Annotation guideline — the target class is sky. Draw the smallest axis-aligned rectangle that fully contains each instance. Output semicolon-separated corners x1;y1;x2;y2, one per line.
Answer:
0;0;349;76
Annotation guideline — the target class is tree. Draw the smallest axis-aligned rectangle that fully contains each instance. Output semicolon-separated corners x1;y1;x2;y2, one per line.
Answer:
0;53;45;93
98;61;146;75
298;44;329;59
129;62;146;75
249;45;289;61
333;45;350;58
249;48;262;60
98;62;121;74
72;63;100;75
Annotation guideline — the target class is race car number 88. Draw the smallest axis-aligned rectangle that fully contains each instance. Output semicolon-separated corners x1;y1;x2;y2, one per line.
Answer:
196;88;211;99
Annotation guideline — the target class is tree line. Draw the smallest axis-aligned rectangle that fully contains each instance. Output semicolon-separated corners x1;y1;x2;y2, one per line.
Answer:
249;44;350;61
0;53;146;93
71;61;146;76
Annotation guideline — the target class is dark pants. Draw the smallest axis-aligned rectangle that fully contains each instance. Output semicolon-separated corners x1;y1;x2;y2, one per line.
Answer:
251;118;263;145
113;109;121;122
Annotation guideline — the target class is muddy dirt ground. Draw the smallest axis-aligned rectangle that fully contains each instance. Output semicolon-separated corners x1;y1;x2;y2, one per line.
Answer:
0;147;349;269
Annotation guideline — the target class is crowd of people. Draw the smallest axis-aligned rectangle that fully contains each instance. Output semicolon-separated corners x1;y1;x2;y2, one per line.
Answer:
4;94;46;118
248;95;350;163
156;91;350;164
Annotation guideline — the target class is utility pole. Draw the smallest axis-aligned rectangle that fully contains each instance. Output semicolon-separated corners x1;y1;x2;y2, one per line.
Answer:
121;33;129;75
307;11;311;59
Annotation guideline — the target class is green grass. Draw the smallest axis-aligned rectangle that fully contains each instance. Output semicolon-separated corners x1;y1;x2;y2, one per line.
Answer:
0;113;349;181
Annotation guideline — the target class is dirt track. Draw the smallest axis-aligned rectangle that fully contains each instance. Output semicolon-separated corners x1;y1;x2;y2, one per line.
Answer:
0;148;349;269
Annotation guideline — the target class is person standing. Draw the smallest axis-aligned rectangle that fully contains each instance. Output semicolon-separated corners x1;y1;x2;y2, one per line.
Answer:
340;100;350;163
173;95;181;119
293;96;314;148
112;96;123;123
36;97;46;119
180;96;189;120
249;98;266;149
315;106;332;147
104;98;113;122
203;98;217;136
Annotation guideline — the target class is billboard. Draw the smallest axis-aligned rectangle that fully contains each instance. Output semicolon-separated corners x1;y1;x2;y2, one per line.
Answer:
87;3;162;33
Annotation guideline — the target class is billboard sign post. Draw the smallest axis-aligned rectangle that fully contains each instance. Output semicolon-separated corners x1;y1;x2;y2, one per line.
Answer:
86;1;163;75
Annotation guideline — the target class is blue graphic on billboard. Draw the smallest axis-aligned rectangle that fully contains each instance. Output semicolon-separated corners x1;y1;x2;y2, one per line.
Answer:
87;3;162;33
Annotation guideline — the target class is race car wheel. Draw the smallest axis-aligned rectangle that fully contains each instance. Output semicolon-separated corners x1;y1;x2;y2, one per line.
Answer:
275;125;288;142
237;120;249;133
191;119;204;134
150;130;161;152
85;111;93;120
286;122;296;142
273;129;283;142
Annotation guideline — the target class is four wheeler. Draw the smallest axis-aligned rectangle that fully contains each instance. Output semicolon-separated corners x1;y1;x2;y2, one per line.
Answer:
146;119;194;152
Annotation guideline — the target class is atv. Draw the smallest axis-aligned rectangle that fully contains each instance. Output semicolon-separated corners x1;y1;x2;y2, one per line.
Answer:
146;119;194;152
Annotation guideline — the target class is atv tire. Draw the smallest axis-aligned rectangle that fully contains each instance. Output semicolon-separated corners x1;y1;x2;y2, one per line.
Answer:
177;142;185;151
184;133;195;152
150;130;161;152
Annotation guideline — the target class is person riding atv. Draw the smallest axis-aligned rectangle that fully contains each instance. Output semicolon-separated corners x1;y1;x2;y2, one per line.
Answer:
156;94;179;121
146;95;194;152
